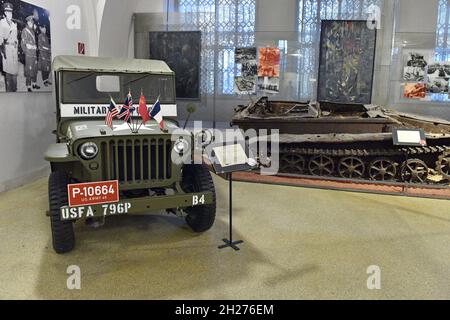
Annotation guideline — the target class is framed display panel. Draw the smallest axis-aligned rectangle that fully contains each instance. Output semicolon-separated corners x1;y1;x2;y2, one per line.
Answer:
392;128;426;147
317;20;377;104
148;31;201;100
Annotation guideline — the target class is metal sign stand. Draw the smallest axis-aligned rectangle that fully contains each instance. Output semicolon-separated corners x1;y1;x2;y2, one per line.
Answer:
209;143;256;252
218;173;244;251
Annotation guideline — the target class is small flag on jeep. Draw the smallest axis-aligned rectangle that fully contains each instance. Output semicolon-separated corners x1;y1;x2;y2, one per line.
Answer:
138;93;150;124
117;92;135;123
105;98;119;128
149;97;165;130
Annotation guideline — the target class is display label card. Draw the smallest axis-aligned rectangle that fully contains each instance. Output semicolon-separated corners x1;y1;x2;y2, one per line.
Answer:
68;180;119;207
213;144;248;168
210;143;255;174
392;128;427;146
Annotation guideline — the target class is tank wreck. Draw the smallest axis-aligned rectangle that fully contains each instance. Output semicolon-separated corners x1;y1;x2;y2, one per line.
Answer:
232;97;450;184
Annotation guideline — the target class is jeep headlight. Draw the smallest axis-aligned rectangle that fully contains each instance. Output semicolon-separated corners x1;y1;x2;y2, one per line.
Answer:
79;142;98;160
174;138;189;154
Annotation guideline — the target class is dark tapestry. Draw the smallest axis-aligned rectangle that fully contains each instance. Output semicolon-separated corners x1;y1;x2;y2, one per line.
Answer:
149;31;201;100
317;20;377;104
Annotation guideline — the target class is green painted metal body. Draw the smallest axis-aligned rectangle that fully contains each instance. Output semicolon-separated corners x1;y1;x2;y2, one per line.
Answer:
45;58;214;217
59;191;214;221
45;119;189;192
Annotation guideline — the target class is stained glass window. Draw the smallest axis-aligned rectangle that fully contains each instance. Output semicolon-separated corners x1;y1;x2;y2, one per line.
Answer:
177;0;256;95
297;0;382;100
436;0;450;61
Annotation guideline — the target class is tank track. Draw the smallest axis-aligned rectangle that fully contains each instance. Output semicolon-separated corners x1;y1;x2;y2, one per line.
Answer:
278;144;450;184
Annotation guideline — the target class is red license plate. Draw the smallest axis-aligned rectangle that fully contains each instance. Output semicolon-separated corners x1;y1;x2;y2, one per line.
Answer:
68;180;119;207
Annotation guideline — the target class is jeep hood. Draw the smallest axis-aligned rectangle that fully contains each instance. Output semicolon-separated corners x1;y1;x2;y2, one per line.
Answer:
65;119;182;141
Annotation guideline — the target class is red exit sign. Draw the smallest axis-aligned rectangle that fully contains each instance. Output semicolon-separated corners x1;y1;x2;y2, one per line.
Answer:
68;180;119;207
78;42;85;55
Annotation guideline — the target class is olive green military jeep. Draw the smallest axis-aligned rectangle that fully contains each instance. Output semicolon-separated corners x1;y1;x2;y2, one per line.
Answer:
45;55;216;254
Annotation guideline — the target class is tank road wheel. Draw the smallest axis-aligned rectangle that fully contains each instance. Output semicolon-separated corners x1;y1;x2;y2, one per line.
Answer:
181;164;216;233
48;171;75;254
280;153;306;174
400;159;429;183
436;150;450;180
368;158;397;182
308;155;335;177
338;157;366;179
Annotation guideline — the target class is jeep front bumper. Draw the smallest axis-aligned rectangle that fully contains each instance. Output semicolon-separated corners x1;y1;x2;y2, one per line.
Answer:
59;191;214;221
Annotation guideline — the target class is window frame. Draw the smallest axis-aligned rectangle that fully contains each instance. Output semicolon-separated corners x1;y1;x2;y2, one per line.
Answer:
175;0;256;97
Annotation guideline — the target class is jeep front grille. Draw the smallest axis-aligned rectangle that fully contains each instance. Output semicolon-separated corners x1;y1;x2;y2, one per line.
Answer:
100;137;173;186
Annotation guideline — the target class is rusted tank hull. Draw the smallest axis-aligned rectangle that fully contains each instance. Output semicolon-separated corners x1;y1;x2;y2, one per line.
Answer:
233;118;394;134
233;98;450;184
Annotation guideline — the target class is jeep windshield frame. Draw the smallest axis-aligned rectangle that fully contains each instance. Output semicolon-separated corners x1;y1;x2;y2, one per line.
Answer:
60;71;176;105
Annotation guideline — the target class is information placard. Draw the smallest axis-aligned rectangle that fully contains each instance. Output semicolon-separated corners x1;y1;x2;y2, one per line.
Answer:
392;128;427;146
211;144;254;174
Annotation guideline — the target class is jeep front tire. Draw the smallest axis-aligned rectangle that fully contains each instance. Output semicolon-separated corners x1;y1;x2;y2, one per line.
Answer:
182;165;216;232
48;171;75;254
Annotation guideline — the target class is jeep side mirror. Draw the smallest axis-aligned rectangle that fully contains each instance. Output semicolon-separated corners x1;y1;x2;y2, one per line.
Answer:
183;103;197;130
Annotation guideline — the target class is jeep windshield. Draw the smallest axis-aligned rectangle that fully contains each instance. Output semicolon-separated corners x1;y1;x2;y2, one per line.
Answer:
61;71;176;104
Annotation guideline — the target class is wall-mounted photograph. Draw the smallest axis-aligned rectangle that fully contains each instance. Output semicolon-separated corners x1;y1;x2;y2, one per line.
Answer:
0;0;51;93
403;82;427;99
403;51;433;82
234;47;257;95
257;76;279;95
426;62;450;94
258;47;280;78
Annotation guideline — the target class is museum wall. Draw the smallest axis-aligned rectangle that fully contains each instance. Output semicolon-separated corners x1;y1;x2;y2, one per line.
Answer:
0;0;97;192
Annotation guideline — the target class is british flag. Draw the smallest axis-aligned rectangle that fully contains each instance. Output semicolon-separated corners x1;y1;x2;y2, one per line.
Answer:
105;98;119;128
117;92;135;123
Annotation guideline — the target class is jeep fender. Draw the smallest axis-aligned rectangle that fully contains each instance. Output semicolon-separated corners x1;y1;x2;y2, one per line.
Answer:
44;143;77;163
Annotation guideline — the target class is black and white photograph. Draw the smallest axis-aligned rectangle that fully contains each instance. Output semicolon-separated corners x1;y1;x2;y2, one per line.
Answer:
235;47;256;65
257;76;279;94
403;51;433;81
403;66;425;82
426;62;450;94
241;60;257;77
234;75;256;95
149;31;201;100
234;47;257;95
0;0;51;93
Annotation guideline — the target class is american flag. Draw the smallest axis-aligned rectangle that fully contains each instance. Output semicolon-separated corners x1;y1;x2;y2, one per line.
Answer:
105;98;119;128
117;92;135;123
